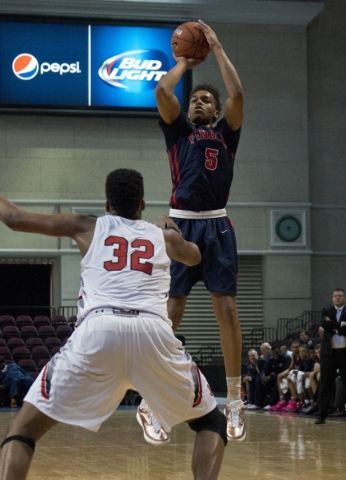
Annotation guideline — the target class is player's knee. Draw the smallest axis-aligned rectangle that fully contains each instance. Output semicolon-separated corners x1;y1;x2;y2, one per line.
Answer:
188;407;227;446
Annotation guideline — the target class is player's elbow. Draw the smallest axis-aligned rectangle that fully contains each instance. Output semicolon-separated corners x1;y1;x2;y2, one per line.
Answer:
2;211;23;230
155;82;172;102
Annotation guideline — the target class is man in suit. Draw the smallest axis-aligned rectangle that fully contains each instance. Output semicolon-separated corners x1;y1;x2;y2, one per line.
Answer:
242;349;267;410
315;288;346;424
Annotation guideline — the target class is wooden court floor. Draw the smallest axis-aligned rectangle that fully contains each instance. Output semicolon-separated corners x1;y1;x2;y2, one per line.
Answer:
0;406;345;480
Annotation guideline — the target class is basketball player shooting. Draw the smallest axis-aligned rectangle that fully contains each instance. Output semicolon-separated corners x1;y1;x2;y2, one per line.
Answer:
137;19;245;443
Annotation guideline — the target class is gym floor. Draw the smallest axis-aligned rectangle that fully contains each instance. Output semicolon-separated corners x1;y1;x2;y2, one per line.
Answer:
0;399;345;479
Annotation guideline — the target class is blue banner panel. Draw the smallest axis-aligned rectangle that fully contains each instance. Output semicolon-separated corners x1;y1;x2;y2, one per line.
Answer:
0;19;188;114
0;22;88;105
90;25;183;108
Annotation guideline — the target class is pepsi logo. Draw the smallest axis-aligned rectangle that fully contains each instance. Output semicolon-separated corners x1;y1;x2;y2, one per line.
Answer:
12;53;39;80
98;49;169;91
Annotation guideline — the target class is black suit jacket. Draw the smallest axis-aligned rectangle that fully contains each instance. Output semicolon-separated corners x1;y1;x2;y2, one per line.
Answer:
320;305;346;357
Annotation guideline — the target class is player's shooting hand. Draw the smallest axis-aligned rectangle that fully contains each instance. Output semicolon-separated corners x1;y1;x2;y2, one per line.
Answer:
173;53;203;69
197;19;219;50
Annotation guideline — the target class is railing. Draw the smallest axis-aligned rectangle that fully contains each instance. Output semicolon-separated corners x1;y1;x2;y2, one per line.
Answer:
0;305;77;321
195;309;323;367
263;327;278;344
57;306;78;319
193;343;223;366
0;306;55;319
277;310;321;340
242;327;265;351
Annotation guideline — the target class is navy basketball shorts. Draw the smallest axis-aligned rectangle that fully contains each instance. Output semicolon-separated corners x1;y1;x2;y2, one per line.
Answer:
169;216;238;296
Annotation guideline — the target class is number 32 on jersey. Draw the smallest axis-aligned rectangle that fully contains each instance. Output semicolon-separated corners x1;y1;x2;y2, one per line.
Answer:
103;235;154;275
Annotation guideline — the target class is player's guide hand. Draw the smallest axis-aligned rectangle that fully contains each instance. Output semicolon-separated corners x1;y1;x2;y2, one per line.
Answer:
156;216;182;235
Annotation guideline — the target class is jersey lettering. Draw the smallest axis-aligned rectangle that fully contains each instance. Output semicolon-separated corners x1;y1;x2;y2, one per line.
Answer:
188;130;227;148
103;235;154;275
131;239;154;275
104;235;127;271
205;148;219;170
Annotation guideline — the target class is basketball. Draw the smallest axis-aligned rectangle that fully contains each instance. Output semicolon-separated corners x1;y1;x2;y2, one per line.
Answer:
171;22;210;61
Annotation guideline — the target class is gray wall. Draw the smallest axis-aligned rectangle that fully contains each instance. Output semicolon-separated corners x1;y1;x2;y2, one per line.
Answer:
0;0;345;330
308;0;346;310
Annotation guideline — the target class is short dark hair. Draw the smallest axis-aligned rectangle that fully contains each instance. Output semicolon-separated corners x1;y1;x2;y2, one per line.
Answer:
334;288;345;293
105;169;144;219
190;83;221;115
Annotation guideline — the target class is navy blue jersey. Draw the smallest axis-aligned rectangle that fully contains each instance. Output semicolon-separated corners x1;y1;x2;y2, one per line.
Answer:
298;357;314;373
159;111;241;211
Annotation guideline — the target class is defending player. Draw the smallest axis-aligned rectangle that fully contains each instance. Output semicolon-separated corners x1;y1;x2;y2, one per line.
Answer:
0;169;227;480
138;19;245;442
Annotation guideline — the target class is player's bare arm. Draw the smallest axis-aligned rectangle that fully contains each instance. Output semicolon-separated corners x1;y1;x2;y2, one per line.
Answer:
198;20;244;131
155;56;201;124
159;215;201;266
0;196;96;256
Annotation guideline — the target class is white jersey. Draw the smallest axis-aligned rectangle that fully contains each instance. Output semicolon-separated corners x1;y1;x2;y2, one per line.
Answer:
77;215;171;323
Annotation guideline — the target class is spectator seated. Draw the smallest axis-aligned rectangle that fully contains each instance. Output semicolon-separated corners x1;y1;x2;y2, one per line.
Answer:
0;355;34;407
242;349;267;410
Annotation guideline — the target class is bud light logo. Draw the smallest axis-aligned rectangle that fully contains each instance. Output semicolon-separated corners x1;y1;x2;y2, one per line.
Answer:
98;49;169;92
12;53;39;80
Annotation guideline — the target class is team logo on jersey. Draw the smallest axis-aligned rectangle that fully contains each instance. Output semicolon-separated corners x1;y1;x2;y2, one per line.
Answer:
98;49;168;91
12;53;39;80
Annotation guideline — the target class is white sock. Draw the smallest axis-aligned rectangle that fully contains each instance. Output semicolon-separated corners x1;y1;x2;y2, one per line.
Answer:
226;376;242;402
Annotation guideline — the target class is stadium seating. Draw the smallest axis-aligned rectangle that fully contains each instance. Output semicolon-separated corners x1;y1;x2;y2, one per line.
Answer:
2;326;20;342
68;315;77;327
31;346;50;364
38;325;56;340
15;315;34;330
6;337;25;352
18;359;37;373
26;337;44;351
33;316;50;330
56;325;73;342
0;347;12;362
12;347;31;363
36;358;50;370
50;346;61;356
44;337;62;353
20;326;39;341
0;315;16;330
51;315;68;329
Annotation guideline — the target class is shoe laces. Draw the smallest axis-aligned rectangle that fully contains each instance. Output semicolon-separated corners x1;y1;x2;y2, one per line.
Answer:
149;411;162;432
228;401;243;426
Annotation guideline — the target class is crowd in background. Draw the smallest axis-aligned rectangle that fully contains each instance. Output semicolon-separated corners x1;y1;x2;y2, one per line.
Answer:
242;327;346;418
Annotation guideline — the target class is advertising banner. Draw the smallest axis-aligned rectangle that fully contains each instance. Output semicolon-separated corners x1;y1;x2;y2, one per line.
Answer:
0;19;188;114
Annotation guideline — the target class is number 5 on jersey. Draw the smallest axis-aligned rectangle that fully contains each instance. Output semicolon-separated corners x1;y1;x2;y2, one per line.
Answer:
205;148;219;170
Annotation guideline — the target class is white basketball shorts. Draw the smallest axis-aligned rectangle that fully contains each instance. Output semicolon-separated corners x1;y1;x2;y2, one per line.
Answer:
25;312;217;432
